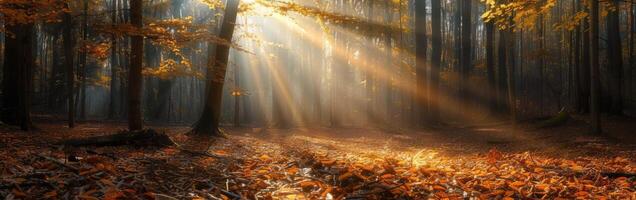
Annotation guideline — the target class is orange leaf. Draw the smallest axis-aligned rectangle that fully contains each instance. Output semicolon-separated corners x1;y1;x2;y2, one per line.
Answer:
509;181;525;188
433;185;446;191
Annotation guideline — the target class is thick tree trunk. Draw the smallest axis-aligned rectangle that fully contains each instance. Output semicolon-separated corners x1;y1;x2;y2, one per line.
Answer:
2;23;34;131
193;0;240;135
606;0;623;115
128;0;144;131
414;0;428;125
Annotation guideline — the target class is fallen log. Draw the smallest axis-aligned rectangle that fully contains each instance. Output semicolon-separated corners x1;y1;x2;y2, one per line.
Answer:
59;129;175;147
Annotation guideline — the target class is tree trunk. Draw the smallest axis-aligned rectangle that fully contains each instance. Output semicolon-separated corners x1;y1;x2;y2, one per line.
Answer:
579;1;591;113
2;23;34;131
79;0;88;120
192;0;241;135
507;30;517;127
590;0;601;134
460;0;471;109
128;0;144;131
485;20;496;113
383;1;393;123
108;0;119;119
234;57;240;127
63;6;75;128
415;0;428;125
606;0;623;115
430;0;441;124
497;30;508;113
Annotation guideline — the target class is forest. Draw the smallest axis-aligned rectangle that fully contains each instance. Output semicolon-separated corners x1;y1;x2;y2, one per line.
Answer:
1;0;636;199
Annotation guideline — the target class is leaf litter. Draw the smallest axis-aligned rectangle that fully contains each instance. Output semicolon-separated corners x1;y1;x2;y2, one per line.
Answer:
0;123;635;199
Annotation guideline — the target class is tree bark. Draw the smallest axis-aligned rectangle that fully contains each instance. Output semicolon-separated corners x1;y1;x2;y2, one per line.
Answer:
2;23;34;131
579;1;591;113
485;20;496;113
193;0;241;135
497;30;508;114
128;0;144;131
606;0;623;115
63;6;76;128
415;0;428;125
460;0;472;109
590;0;601;134
108;0;119;119
430;0;441;124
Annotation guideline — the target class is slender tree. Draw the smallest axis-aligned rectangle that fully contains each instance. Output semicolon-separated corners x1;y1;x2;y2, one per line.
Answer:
62;4;75;128
459;0;472;108
590;0;601;134
430;0;441;124
485;16;496;113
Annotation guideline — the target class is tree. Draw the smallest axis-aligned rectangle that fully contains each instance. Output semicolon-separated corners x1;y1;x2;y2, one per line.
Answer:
590;0;601;134
579;1;591;113
606;0;623;115
485;14;497;113
108;0;119;119
2;22;34;131
414;0;428;125
193;0;241;135
459;0;472;109
62;3;75;128
430;0;441;124
128;0;144;131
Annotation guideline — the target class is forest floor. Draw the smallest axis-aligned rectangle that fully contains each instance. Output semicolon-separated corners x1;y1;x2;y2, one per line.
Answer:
1;116;636;199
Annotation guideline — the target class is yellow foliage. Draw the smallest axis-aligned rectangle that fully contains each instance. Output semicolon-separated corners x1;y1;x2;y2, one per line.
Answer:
0;0;68;30
143;59;203;80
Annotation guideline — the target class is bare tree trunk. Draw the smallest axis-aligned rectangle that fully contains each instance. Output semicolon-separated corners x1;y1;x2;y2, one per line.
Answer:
193;0;241;135
606;0;623;115
383;1;393;123
579;1;591;113
497;30;508;114
415;0;428;125
2;23;34;131
430;0;441;124
459;0;471;110
79;0;88;120
485;19;496;113
108;0;119;119
128;0;143;131
234;56;240;127
63;5;75;128
507;30;517;127
590;0;601;134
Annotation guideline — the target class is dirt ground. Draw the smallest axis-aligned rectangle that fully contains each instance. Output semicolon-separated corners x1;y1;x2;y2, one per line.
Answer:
1;117;635;199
